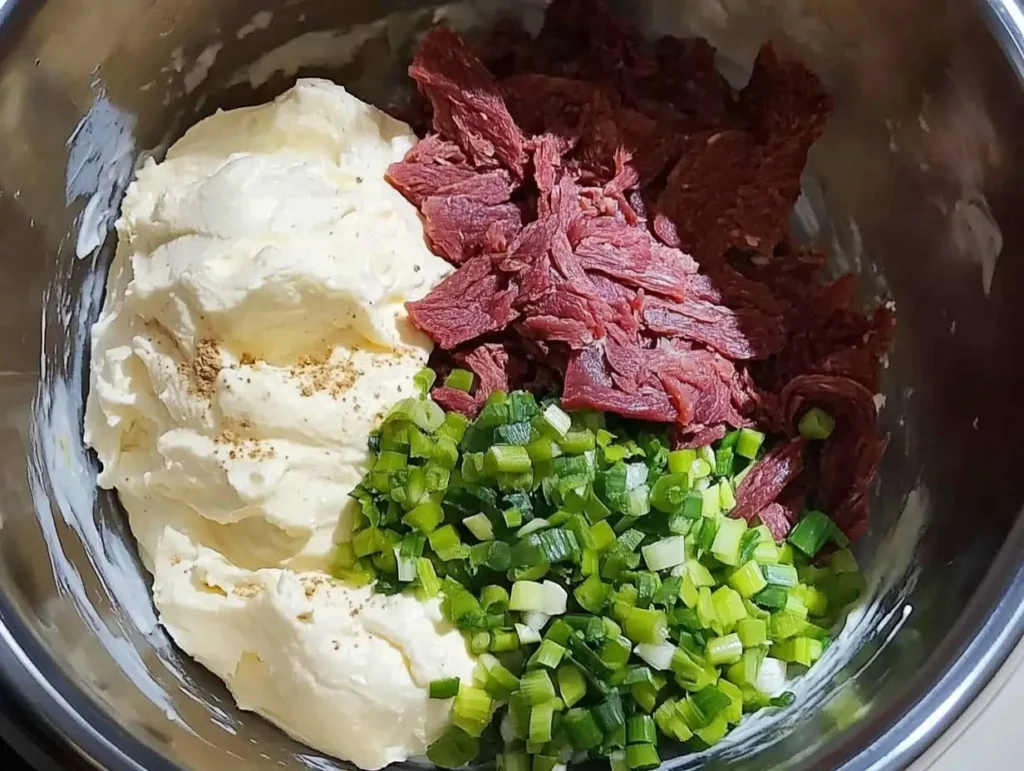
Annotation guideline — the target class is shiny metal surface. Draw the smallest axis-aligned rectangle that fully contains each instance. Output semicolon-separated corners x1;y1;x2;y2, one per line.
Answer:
0;1;1023;770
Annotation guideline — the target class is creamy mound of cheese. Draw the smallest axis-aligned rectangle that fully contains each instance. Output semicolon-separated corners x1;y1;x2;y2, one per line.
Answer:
84;79;474;769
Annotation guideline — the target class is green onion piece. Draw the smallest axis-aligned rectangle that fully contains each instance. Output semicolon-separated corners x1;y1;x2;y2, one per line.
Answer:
773;636;823;666
694;713;729;746
530;639;567;670
690;458;712;480
520;669;557;705
485;444;533;475
471;632;492;655
634;640;676;671
597;635;633;671
667;449;697;474
560;429;596;454
711;586;748;631
798;407;835;440
711;516;747;566
625;715;657;746
737;618;768;647
428;524;463;559
463;513;495;542
592;692;626;733
538;404;573;439
429;677;460;699
557;664;587;708
581;548;600;577
715;447;735;478
526;437;562;463
625;743;660;771
729;561;768;598
649;473;691;515
735;428;766;459
353;527;390;558
641;536;686;572
490;630;520;653
503;508;524;528
719;479;737;512
484;663;520;699
681;491;704;520
510;581;547;612
417;558;441;598
763;563;800;588
706;633;744;666
438;412;470;442
426;726;479;769
753;584;790;610
516;623;542;646
445;368;475;393
623;607;668;645
478;585;510;614
403;500;444;533
652;699;692;742
452;684;493;737
498;753;529;771
564;707;604;750
770;610;807;640
413;368;437;395
528;702;555;744
788;510;834;557
574;574;610;614
531;755;557;771
496;422;534;446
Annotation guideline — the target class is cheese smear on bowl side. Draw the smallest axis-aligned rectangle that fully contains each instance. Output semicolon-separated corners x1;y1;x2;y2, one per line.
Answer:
84;79;475;770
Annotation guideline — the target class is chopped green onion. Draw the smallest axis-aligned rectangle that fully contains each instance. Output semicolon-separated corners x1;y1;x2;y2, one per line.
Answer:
737;618;768;647
485;663;521;699
404;500;444;534
592;692;626;733
460;514;495;544
414;368;437;394
625;743;659;771
510;581;547;612
445;368;475;393
427;726;479;769
530;639;567;669
634;641;676;671
641;536;686;572
521;670;557;705
711;517;747;566
574;574;610;614
623;607;668;645
417;558;441;598
798;408;835;440
564;708;604;750
706;634;744;666
430;677;461;699
516;623;542;646
728;561;768;598
557;664;587;708
788;511;834;557
735;428;765;459
538;404;573;439
453;684;493;737
763;563;799;588
486;445;533;475
528;701;555;744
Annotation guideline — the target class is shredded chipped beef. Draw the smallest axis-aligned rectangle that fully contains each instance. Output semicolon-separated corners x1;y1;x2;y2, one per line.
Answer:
392;0;892;541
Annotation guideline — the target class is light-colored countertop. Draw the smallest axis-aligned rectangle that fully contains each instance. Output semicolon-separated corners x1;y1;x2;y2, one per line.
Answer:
913;640;1024;770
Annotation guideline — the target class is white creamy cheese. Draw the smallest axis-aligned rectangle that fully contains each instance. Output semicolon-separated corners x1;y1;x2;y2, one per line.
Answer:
84;79;473;769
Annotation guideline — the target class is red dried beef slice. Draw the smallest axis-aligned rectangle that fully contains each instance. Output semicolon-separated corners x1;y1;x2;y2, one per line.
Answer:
394;0;891;542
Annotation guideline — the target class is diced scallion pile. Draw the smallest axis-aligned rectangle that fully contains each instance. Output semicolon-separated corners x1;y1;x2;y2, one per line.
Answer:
334;369;863;770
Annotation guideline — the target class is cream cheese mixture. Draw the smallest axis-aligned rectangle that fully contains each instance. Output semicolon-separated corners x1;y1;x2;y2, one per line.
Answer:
84;79;475;769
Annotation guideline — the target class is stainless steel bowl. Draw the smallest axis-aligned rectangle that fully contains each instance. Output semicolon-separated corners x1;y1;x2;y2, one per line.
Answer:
1;1;1023;769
